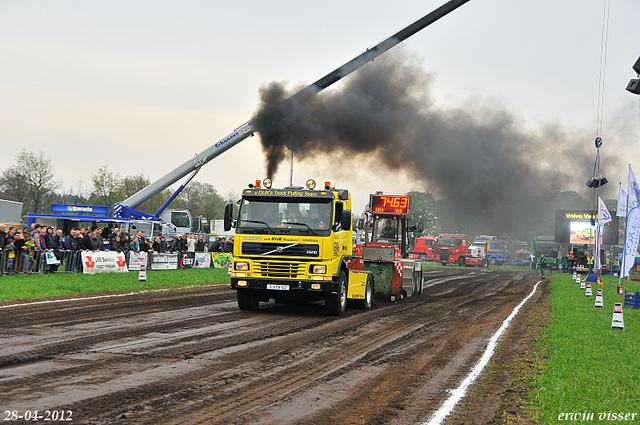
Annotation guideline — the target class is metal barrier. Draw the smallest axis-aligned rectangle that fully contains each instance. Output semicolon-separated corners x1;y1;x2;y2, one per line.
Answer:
1;248;224;276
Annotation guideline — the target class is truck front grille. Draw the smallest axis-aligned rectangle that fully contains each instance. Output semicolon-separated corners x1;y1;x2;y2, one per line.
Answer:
242;242;320;257
254;261;306;279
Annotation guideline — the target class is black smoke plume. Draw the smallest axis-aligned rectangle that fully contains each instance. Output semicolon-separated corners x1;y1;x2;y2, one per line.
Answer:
253;49;615;237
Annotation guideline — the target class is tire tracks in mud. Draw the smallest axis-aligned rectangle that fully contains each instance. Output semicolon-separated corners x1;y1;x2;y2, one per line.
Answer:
0;269;541;425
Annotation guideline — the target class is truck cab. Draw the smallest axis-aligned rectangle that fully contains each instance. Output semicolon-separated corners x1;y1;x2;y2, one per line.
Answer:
226;179;372;316
412;236;437;260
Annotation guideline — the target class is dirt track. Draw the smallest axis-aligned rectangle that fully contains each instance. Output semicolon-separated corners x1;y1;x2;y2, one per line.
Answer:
0;267;545;425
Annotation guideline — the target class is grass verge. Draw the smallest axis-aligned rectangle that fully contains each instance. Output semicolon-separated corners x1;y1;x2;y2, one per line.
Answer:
530;273;640;422
0;268;231;302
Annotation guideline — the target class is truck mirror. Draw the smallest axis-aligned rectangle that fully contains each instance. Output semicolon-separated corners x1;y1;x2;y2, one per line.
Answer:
342;209;352;231
223;203;234;231
357;218;364;230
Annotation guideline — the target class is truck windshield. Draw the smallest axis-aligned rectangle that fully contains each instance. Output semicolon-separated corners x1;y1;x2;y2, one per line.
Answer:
535;242;558;256
236;198;333;235
437;238;455;248
372;217;403;244
171;211;191;228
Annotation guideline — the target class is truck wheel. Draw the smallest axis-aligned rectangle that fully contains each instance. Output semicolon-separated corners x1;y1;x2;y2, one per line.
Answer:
458;256;466;267
354;274;373;309
420;254;427;261
237;290;259;311
326;271;347;316
482;259;489;268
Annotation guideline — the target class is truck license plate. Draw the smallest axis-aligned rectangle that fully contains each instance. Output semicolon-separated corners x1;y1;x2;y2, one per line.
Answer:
266;284;289;291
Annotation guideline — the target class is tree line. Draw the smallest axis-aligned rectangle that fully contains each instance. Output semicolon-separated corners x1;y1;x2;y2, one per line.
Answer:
2;149;617;242
0;149;235;220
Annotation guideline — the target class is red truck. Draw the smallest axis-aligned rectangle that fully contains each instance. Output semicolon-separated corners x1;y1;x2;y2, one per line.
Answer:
435;234;483;267
411;236;437;261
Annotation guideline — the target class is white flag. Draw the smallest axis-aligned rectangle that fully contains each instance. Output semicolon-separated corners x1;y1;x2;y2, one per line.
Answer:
598;197;612;226
617;184;628;217
621;206;640;278
629;166;640;209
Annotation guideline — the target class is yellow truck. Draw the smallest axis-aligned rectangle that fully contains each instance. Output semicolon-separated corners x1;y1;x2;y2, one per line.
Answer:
225;179;373;316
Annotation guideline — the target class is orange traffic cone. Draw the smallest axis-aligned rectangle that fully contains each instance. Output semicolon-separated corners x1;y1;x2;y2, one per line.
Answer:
597;276;603;286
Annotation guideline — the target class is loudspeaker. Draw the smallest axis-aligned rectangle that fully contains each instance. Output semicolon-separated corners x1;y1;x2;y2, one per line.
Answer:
587;177;608;188
627;79;640;95
633;56;640;75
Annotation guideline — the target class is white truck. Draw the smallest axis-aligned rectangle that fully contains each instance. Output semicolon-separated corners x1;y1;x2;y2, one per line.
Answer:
0;199;23;226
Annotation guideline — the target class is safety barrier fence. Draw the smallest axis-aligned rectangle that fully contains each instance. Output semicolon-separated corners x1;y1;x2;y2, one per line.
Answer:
0;248;230;276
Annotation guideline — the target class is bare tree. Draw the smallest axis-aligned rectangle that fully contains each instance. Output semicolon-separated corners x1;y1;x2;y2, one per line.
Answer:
0;150;60;213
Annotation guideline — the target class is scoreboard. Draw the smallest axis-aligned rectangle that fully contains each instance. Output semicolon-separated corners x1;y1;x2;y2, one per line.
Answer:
370;194;410;215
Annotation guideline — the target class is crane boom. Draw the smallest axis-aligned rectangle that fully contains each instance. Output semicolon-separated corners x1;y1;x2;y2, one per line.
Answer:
115;0;471;217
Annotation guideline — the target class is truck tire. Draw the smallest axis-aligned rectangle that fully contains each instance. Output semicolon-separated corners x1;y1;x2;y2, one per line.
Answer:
482;259;489;268
354;274;373;309
458;256;466;267
326;271;347;316
420;254;427;261
237;289;259;311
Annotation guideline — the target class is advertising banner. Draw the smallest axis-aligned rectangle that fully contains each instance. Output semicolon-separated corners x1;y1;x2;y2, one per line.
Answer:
150;253;179;270
127;251;148;271
212;253;233;268
194;253;211;268
45;251;60;265
51;203;110;215
81;251;128;274
178;252;196;269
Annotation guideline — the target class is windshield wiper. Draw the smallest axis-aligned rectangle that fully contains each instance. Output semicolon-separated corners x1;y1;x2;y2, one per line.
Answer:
284;222;318;235
241;220;275;233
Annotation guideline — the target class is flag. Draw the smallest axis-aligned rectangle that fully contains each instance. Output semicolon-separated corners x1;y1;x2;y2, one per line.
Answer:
617;184;628;217
621;206;640;279
629;166;640;209
594;197;611;272
598;197;612;226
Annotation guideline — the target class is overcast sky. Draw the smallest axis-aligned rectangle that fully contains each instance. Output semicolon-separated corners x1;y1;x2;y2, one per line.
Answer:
1;0;639;214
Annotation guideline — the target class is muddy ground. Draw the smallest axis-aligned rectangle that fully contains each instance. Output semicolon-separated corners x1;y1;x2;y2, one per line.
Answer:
0;267;549;424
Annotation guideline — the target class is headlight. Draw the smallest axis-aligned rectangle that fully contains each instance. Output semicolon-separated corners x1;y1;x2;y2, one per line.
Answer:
312;265;326;274
235;262;249;271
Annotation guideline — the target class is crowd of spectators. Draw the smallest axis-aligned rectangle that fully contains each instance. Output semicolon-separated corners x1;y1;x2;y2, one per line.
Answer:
0;222;234;275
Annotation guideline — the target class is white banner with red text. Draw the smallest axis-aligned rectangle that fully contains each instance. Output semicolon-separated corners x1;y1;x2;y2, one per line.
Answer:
81;251;128;274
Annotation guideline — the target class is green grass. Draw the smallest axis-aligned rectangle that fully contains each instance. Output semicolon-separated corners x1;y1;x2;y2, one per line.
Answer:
531;273;640;423
421;260;534;272
0;268;231;301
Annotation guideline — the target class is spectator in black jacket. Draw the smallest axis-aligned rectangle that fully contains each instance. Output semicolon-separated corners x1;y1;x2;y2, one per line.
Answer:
225;236;234;254
63;230;79;272
53;229;64;249
160;235;168;252
139;237;149;252
0;224;6;250
64;230;79;251
174;235;184;252
167;236;176;252
196;235;205;252
111;235;124;252
80;231;93;251
209;237;221;253
152;236;161;252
